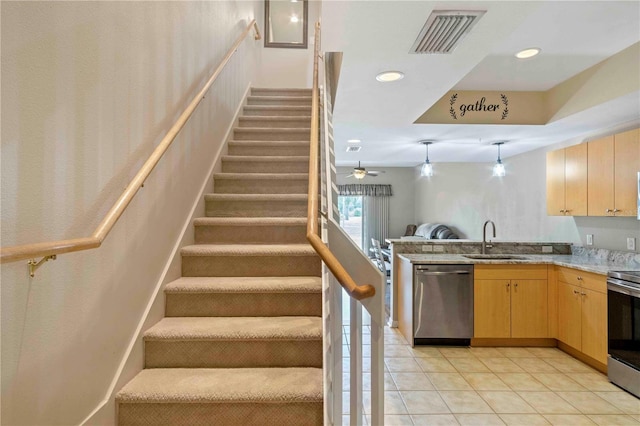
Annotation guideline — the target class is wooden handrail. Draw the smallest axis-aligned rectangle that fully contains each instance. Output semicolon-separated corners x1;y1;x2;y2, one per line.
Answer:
1;20;261;264
306;22;375;301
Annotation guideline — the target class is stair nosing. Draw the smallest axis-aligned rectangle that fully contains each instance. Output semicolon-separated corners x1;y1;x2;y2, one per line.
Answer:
244;105;312;110
144;316;322;341
239;116;311;121
193;217;307;224
181;243;316;255
234;127;311;132
204;193;307;200
116;367;323;404
228;140;310;145
221;155;309;162
164;276;322;294
247;95;312;100
213;173;308;180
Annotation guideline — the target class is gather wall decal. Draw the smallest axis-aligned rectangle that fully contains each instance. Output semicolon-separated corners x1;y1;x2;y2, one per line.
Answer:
449;93;509;120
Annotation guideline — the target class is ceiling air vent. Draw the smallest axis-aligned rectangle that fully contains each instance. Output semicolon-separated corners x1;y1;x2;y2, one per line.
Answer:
410;10;485;54
346;146;361;153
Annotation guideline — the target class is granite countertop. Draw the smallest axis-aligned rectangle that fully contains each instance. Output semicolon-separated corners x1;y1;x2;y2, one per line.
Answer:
398;254;640;275
386;238;571;245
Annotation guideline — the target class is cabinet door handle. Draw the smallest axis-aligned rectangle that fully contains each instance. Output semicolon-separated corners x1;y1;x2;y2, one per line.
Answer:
573;289;579;295
606;209;612;213
577;276;583;281
581;292;587;296
560;209;566;213
506;282;510;291
613;209;621;214
514;282;518;289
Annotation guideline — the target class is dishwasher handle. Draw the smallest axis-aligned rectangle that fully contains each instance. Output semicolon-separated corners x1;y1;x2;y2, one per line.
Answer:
415;270;470;275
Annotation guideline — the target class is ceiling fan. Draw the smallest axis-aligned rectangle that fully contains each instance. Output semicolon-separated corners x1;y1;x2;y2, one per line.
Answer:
341;162;385;180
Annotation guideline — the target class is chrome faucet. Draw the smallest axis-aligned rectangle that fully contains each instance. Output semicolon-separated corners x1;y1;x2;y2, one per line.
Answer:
482;220;496;254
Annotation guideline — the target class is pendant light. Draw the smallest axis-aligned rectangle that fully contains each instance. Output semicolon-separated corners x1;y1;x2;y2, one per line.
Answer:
420;141;434;177
492;141;506;177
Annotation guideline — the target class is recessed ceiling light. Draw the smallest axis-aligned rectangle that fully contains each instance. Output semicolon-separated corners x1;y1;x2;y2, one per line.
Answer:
290;15;299;23
376;71;404;82
515;48;541;59
347;139;361;144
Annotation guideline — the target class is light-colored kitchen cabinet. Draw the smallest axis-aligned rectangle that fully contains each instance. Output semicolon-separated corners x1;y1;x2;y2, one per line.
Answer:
546;144;587;216
557;281;582;349
588;128;640;216
511;279;549;338
474;265;548;339
556;267;608;365
581;288;607;363
474;279;511;338
614;128;640;217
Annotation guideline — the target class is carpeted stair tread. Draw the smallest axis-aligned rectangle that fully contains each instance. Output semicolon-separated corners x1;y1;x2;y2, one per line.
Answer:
235;127;311;132
144;316;322;341
228;140;310;146
213;172;308;180
239;116;311;122
251;87;312;95
204;193;307;201
116;367;323;403
243;105;312;115
181;244;317;257
221;155;309;162
193;217;306;226
165;276;321;294
247;95;312;102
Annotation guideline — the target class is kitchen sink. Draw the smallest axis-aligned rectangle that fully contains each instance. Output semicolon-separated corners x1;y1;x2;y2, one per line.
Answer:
463;254;527;260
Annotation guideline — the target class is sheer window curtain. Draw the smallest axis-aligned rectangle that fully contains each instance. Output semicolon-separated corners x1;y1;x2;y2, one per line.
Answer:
337;184;392;255
363;195;390;255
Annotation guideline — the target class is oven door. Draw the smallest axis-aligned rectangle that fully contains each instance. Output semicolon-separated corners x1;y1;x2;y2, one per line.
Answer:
608;278;640;370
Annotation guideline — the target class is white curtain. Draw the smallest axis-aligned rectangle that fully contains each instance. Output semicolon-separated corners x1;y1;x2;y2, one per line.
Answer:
363;195;390;256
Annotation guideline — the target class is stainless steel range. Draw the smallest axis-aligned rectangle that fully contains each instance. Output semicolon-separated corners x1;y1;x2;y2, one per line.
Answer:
607;270;640;397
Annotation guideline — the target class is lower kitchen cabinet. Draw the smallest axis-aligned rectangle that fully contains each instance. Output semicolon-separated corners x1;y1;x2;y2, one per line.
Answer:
474;265;548;339
474;279;511;338
558;282;582;349
556;268;608;365
511;279;549;338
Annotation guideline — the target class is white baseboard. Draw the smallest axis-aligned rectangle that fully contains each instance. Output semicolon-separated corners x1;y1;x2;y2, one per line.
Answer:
80;82;252;425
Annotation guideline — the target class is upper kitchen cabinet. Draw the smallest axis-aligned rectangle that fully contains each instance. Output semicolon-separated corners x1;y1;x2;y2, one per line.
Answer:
546;144;587;216
614;128;640;216
588;128;640;216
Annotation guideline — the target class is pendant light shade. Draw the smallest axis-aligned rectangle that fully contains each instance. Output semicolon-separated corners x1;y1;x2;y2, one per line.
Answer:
420;141;434;177
492;142;506;177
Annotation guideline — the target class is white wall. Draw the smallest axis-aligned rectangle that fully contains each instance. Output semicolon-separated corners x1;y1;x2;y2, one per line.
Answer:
336;167;416;239
1;2;261;424
414;145;640;252
254;0;321;88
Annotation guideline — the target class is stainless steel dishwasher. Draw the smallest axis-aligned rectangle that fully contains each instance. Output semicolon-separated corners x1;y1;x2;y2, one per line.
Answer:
413;264;474;346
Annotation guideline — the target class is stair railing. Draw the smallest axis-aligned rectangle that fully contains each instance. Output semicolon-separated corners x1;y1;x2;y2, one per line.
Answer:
0;20;261;273
307;22;385;426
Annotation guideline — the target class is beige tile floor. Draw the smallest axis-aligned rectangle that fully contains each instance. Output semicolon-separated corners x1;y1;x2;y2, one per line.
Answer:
342;326;640;426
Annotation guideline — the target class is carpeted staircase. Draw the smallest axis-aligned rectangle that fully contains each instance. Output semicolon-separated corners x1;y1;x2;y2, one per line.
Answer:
116;88;324;425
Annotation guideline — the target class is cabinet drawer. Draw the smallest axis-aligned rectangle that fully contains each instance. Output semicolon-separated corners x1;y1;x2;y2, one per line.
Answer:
475;264;547;280
556;267;606;293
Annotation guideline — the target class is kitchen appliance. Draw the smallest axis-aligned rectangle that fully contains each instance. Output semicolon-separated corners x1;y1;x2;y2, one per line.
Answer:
607;270;640;397
414;264;473;345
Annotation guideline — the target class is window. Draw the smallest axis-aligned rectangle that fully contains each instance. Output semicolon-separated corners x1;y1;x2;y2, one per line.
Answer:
338;196;363;248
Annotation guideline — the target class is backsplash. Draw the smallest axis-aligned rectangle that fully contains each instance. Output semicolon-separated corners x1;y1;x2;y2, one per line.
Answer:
388;240;572;255
571;246;640;266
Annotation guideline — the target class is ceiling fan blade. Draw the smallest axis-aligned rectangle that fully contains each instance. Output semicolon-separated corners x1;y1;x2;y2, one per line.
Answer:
345;174;354;178
368;170;385;174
